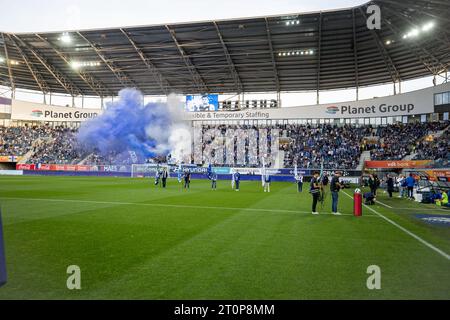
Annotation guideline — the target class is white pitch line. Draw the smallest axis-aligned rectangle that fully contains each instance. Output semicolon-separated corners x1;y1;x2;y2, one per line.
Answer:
0;196;376;217
342;191;450;261
375;199;393;209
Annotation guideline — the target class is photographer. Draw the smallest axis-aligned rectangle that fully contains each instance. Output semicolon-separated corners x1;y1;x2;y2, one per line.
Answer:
310;171;321;215
330;171;342;215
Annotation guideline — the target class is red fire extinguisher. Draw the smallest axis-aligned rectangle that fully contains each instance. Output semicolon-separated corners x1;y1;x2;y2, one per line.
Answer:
353;189;362;217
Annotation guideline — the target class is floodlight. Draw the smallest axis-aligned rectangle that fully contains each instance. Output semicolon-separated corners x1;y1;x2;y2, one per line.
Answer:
59;32;72;44
70;61;81;69
409;29;419;37
422;22;434;32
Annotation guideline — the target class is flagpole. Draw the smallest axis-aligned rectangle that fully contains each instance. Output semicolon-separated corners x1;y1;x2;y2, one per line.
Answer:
261;156;266;188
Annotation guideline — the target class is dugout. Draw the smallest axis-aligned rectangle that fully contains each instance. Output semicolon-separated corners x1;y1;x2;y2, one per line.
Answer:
363;160;450;203
0;162;17;170
403;169;450;203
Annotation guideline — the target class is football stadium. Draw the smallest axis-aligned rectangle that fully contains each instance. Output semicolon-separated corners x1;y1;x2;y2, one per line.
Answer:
0;0;449;304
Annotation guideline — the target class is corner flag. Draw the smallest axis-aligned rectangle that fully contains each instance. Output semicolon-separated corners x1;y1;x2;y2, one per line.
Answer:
0;208;6;287
230;169;235;189
294;163;299;180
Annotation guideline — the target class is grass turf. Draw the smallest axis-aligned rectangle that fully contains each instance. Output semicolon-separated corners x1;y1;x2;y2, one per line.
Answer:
0;175;449;299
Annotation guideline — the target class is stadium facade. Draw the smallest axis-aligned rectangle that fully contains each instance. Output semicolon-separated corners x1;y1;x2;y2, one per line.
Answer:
1;80;449;127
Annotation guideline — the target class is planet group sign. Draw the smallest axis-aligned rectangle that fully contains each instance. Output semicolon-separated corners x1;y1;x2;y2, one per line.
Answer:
326;106;339;114
11;99;103;122
185;81;449;121
40;110;99;120
340;103;415;115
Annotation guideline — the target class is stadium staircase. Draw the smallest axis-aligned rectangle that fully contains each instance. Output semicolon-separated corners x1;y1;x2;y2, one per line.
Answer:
356;151;371;170
434;123;450;138
79;153;94;165
402;153;417;161
402;123;450;161
17;149;34;164
17;137;50;164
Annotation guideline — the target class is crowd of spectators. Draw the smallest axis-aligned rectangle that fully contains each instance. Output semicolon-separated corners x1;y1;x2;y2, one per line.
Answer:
1;120;448;168
0;125;53;156
413;129;450;161
198;123;373;169
283;124;373;169
0;125;87;164
370;121;449;161
27;127;83;164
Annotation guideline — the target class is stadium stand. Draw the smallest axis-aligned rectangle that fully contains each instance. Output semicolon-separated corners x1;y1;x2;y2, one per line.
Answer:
0;125;53;156
283;124;372;169
413;129;450;166
27;127;82;165
2;121;449;168
369;122;449;161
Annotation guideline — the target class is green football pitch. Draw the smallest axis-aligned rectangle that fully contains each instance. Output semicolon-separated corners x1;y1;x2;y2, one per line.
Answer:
0;175;449;299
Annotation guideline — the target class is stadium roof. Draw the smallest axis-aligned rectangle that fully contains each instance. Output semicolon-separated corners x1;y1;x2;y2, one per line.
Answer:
0;0;449;97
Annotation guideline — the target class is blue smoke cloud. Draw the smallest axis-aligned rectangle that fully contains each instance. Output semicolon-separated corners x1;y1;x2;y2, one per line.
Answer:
77;88;176;163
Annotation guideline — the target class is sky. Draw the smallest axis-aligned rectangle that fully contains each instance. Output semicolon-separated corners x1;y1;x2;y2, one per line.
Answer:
0;0;443;108
0;0;365;33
